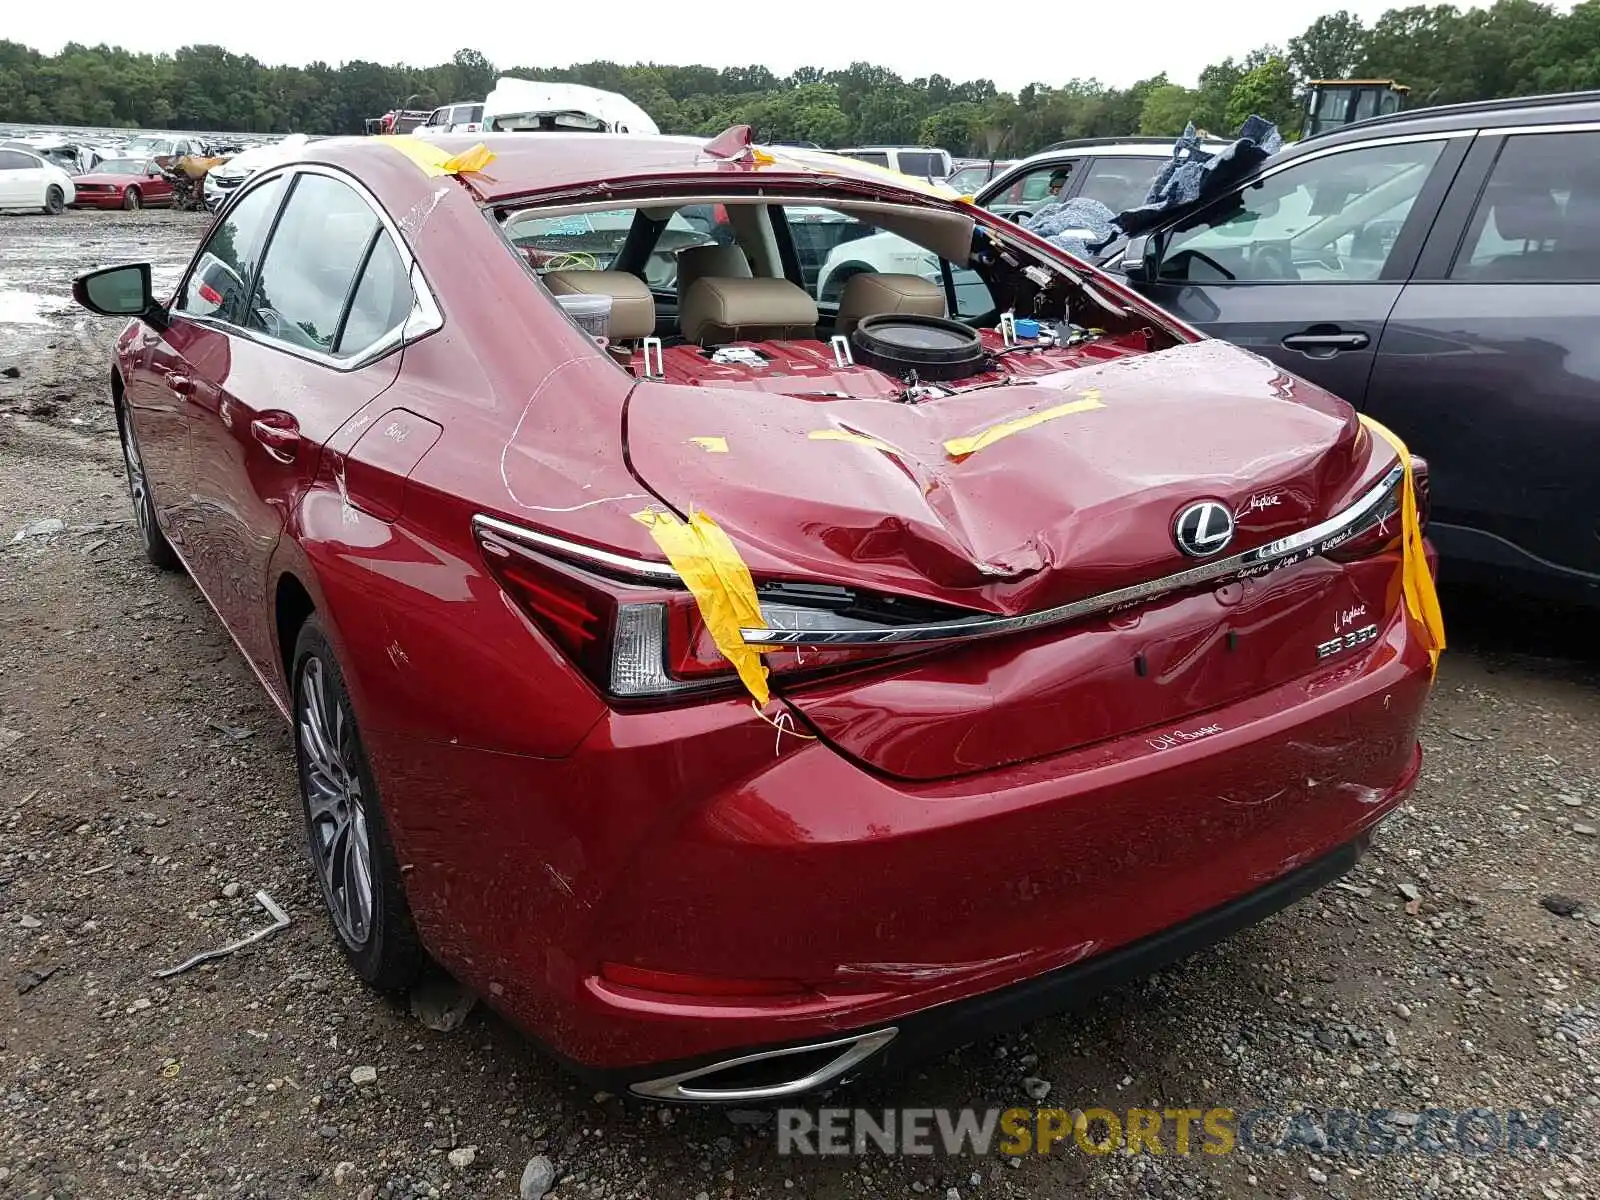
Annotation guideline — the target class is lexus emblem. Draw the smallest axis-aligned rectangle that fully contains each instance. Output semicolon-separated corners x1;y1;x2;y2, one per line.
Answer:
1174;500;1236;558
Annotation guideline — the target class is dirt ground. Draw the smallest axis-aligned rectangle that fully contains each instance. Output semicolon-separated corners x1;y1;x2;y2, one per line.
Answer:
2;209;1598;1200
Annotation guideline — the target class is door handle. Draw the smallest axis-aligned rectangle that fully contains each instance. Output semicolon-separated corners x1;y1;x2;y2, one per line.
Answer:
250;412;301;464
165;373;194;395
1281;330;1370;354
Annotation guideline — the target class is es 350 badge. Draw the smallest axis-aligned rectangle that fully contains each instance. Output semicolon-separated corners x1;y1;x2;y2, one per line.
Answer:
1316;623;1379;660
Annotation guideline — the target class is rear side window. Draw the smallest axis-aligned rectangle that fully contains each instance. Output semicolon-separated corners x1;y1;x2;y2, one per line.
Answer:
1452;131;1600;282
1078;157;1161;214
467;105;484;124
337;235;413;356
844;151;890;168
0;150;32;170
176;175;287;323
246;174;380;353
897;151;942;178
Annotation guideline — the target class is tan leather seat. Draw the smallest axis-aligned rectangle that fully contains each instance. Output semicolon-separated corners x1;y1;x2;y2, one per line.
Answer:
674;244;752;304
543;270;656;340
835;273;946;336
679;277;819;346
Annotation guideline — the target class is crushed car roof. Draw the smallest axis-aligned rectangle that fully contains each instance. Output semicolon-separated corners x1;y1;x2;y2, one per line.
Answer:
292;132;952;204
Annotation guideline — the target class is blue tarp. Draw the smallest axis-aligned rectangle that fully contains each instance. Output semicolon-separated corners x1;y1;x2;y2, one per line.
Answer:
1020;196;1118;260
1112;115;1284;238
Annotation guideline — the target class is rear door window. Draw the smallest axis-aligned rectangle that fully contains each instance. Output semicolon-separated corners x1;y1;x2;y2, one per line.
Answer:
844;151;890;168
1077;157;1162;213
244;173;381;353
1451;131;1600;282
1159;139;1445;283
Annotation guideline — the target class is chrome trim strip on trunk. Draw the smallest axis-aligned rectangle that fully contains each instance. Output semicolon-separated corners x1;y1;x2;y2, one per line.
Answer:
739;464;1406;647
628;1027;898;1102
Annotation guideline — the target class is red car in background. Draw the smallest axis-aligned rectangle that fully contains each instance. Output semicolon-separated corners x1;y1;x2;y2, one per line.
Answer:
70;129;1442;1102
69;157;174;210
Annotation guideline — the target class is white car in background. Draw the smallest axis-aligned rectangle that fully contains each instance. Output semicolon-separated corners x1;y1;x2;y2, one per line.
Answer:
413;102;485;137
204;134;313;211
0;146;75;214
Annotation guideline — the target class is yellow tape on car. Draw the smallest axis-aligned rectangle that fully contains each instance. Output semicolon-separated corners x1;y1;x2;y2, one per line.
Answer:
1359;415;1446;677
944;391;1104;459
807;429;901;454
374;136;496;178
633;509;771;704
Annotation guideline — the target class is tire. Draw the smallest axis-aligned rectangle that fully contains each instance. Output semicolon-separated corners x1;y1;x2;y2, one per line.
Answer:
115;395;181;571
292;616;426;992
123;187;141;211
43;185;64;215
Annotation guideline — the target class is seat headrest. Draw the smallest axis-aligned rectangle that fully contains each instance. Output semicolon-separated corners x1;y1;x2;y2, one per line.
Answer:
543;270;656;340
679;277;818;346
1490;188;1562;243
836;272;946;337
675;243;752;297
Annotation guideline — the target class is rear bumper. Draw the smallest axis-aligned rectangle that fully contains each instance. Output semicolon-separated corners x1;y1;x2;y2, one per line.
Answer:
367;598;1431;1081
604;830;1376;1099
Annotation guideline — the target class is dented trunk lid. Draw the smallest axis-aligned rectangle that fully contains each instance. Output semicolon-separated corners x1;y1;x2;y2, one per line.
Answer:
623;339;1390;780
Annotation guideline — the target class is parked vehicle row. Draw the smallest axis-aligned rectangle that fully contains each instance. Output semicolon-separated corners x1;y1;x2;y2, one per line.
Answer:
76;124;1441;1103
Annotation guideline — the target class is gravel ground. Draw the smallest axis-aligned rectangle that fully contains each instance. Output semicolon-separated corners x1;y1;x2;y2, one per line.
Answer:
2;209;1598;1200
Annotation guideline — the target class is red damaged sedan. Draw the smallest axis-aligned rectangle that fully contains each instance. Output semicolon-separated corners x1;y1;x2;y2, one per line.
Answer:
72;128;1443;1102
68;156;175;210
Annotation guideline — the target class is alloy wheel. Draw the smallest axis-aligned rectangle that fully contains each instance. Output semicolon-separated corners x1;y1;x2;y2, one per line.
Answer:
298;656;375;948
120;418;153;545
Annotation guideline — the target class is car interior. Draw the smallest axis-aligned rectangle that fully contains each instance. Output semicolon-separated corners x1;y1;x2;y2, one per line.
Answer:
1457;160;1600;281
495;195;1171;394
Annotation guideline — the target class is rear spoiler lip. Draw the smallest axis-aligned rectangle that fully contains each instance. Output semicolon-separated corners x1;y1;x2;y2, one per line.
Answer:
739;462;1405;648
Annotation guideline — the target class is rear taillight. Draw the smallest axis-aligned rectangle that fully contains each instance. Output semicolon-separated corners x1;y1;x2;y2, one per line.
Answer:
474;517;924;702
1327;455;1427;563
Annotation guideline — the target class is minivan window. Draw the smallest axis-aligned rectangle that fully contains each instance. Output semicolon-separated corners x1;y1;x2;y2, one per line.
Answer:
844;151;890;168
1158;139;1444;283
245;174;381;353
897;151;943;178
175;175;287;323
1452;131;1600;282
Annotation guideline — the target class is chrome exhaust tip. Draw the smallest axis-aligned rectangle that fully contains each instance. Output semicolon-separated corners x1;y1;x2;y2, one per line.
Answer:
629;1027;897;1102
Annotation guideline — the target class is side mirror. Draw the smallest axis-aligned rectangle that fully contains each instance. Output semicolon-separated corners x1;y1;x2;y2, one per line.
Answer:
1118;234;1159;284
73;263;166;328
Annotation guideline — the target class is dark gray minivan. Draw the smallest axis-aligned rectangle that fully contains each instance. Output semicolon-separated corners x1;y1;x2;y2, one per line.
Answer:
1112;91;1600;604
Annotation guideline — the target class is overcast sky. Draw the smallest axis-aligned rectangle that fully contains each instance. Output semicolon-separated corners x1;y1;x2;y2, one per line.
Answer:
15;0;1474;92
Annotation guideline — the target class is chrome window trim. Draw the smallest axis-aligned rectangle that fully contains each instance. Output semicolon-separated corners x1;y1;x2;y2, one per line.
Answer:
739;463;1406;647
172;163;444;372
1479;120;1600;137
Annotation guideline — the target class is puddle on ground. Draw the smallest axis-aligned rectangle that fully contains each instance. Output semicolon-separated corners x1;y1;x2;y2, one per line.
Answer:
0;290;70;326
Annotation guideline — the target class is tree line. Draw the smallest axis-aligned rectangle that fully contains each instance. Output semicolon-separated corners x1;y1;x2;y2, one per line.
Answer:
2;1;1597;153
